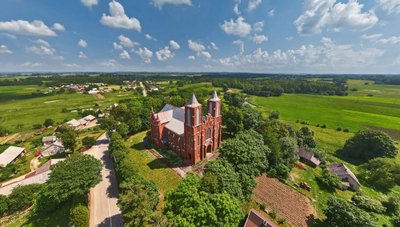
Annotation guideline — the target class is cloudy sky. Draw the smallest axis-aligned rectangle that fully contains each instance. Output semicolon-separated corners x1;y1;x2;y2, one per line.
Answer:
0;0;399;73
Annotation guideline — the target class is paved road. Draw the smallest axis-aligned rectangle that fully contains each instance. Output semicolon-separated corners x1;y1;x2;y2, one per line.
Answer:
86;133;124;227
139;82;147;97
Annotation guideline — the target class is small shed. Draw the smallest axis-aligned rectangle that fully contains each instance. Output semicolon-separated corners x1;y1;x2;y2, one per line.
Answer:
42;135;57;146
41;143;65;157
66;119;81;128
0;146;25;167
244;209;275;227
328;163;361;191
298;148;321;168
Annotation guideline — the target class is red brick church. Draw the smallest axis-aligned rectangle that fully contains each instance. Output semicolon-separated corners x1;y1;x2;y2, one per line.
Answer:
150;91;222;165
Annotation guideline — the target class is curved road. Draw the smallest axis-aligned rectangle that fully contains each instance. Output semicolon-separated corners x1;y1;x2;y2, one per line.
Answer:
86;133;124;227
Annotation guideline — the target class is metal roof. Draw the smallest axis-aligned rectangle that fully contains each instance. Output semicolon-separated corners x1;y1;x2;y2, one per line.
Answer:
0;146;25;167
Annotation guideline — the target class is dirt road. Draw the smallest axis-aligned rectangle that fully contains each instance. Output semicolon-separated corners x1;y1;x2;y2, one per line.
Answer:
86;133;123;227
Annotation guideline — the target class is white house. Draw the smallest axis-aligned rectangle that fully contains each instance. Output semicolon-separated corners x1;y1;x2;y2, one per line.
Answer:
0;146;26;167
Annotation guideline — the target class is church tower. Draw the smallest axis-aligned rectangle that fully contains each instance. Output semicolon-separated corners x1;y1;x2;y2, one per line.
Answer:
184;94;202;164
207;90;222;150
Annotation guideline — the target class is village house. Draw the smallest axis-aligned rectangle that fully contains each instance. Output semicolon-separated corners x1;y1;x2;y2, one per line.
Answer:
328;163;361;191
150;91;222;165
66;119;81;129
41;142;65;157
298;148;321;168
42;135;58;146
244;209;275;227
65;115;97;130
0;146;26;167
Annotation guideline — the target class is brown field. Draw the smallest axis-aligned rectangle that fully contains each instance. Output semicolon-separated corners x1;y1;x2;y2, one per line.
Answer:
253;174;316;227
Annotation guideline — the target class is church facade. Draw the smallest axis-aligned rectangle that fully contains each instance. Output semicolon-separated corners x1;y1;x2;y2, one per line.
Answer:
150;91;222;165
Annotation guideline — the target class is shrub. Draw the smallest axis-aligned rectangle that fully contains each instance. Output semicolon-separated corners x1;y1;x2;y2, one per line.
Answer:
360;158;400;190
393;215;400;226
269;111;280;120
336;127;342;131
8;184;44;211
277;218;286;225
319;168;342;191
383;195;400;215
43;118;54;127
32;124;42;130
352;193;386;214
343;129;350;132
82;137;96;148
70;203;89;227
321;124;327;128
269;209;277;219
0;195;9;216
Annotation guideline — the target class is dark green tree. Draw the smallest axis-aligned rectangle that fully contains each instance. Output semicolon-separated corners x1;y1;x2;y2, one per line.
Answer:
269;111;280;120
222;107;244;136
82;137;96;148
69;203;89;227
0;195;9;215
342;130;398;162
8;184;44;211
43;118;55;127
360;158;400;190
58;126;77;151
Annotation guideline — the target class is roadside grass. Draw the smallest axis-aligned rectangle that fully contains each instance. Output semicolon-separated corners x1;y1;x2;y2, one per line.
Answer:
125;131;182;208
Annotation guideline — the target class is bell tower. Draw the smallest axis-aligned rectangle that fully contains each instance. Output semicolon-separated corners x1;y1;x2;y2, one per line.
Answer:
207;90;222;150
184;94;202;164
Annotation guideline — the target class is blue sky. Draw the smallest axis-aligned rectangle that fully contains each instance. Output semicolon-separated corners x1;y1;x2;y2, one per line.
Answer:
0;0;399;73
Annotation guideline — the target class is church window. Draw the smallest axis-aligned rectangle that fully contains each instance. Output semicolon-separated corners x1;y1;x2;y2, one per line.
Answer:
206;128;211;139
196;108;200;126
186;109;191;126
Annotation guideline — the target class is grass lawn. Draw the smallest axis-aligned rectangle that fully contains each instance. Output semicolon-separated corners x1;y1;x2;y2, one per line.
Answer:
125;131;182;208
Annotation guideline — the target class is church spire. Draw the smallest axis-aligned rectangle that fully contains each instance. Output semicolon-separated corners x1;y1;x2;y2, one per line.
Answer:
209;90;220;101
187;93;200;107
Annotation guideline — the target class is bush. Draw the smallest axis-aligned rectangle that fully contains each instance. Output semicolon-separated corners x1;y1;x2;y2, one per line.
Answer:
393;215;400;226
321;124;327;128
43;118;54;127
319;168;342;191
343;129;350;132
352;193;386;214
32;124;42;130
70;203;89;227
82;137;96;148
343;130;398;162
0;195;9;216
383;195;400;215
8;184;44;211
336;127;342;131
360;158;400;190
269;111;280;120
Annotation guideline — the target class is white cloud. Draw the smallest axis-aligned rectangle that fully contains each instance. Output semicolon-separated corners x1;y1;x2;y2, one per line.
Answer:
294;0;378;35
101;59;117;67
135;47;153;63
248;0;262;11
169;40;181;50
156;46;175;61
0;20;57;36
286;36;294;40
78;39;88;48
145;34;157;41
119;50;131;60
252;34;268;44
253;21;264;32
234;3;241;15
52;23;65;32
233;40;245;54
81;0;98;8
64;63;80;68
100;1;141;31
217;37;383;71
268;9;275;17
362;33;400;45
379;0;400;14
188;40;206;52
27;39;63;60
200;51;212;59
361;33;383;41
0;45;12;54
113;42;123;50
21;62;42;67
188;55;196;60
79;51;88;59
210;42;219;50
152;0;192;8
118;35;135;47
221;16;252;37
1;33;16;39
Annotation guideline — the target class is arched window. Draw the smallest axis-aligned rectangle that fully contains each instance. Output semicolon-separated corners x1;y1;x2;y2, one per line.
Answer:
196;108;200;126
186;109;191;126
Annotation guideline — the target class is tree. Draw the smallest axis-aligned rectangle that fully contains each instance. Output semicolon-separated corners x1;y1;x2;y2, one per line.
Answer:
269;111;280;120
203;159;245;201
319;168;342;191
164;173;243;227
0;195;9;215
82;137;96;148
242;107;263;130
58;126;77;151
118;177;160;226
324;197;378;227
297;127;316;148
70;203;89;227
360;158;400;190
222;107;243;136
8;184;44;211
36;155;102;212
223;93;244;107
219;130;269;178
43;118;55;127
352;192;386;214
342;130;398;162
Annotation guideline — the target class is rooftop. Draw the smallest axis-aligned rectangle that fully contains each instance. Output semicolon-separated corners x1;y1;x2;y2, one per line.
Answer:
328;163;361;186
0;146;25;167
244;209;274;227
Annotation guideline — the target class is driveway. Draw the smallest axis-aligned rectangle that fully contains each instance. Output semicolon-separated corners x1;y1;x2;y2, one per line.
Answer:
86;133;124;227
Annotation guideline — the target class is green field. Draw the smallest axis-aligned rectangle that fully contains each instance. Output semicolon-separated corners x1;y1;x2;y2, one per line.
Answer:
250;81;400;137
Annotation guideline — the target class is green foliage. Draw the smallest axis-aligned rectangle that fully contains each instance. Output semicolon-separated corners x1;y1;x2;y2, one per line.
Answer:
242;107;264;130
319;168;342;191
82;136;96;148
8;184;44;211
383;195;400;215
43;118;54;127
164;173;243;227
222;106;243;136
118;176;160;227
223;93;244;107
342;130;398;162
58;126;77;151
297;127;316;148
69;203;89;227
203;159;245;201
219;130;269;178
352;193;386;214
0;195;9;216
324;196;378;227
360;158;400;190
269;110;280;120
116;122;130;138
32;124;42;130
36;155;102;212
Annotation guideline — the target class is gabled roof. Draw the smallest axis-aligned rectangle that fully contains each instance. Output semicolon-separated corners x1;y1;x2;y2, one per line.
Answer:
209;90;220;101
42;135;57;143
66;119;81;127
0;146;25;167
186;94;200;107
83;115;96;121
328;163;361;186
299;148;321;166
244;209;274;227
155;104;185;135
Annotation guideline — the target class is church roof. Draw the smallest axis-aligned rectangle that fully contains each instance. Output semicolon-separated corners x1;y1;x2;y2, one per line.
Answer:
209;90;220;101
186;94;200;107
155;104;185;135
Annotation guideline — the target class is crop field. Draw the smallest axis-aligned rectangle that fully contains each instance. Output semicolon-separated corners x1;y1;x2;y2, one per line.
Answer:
249;81;400;135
